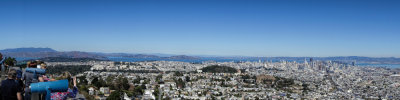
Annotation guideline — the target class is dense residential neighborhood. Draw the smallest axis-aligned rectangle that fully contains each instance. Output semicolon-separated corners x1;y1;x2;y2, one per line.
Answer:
44;59;400;100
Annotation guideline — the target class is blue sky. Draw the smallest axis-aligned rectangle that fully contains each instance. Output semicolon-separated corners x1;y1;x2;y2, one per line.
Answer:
0;0;399;57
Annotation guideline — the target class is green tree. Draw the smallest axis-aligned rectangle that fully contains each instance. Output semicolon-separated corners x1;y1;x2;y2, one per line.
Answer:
4;57;16;66
46;65;92;75
107;90;121;100
77;76;88;85
174;71;183;76
156;74;163;83
106;75;116;90
92;77;106;88
153;85;160;99
201;65;237;73
133;77;141;84
132;85;145;96
185;76;190;82
91;77;99;86
114;76;129;91
174;78;185;88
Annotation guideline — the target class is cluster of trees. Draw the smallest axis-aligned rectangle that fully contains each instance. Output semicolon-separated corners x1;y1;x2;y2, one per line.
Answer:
107;76;150;100
241;74;257;80
173;71;184;76
274;77;295;89
302;83;310;94
156;74;163;83
92;69;160;73
153;85;161;100
91;76;107;88
172;71;190;89
241;74;257;84
76;77;95;100
46;65;92;75
91;76;130;91
201;65;237;73
174;78;186;89
3;57;17;66
104;76;133;100
79;75;143;100
264;68;284;71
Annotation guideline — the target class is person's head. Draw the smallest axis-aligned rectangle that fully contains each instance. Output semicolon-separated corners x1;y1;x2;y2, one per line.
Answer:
57;71;74;88
40;63;47;69
28;60;37;68
36;60;43;64
59;71;71;79
36;60;43;68
8;69;17;79
26;61;31;67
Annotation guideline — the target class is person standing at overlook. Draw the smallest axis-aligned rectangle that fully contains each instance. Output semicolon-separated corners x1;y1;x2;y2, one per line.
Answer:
0;53;5;81
0;53;3;100
1;69;23;100
22;61;44;100
51;72;78;100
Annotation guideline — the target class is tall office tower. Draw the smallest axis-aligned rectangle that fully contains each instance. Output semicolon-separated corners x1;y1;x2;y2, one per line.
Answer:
304;58;309;69
318;65;321;71
310;58;314;68
304;58;308;65
352;61;356;66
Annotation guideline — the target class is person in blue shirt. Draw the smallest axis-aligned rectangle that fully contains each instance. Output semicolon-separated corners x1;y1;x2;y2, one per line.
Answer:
22;61;44;100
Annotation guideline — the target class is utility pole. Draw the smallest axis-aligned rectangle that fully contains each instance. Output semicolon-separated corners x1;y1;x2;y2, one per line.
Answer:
159;85;164;100
120;91;124;100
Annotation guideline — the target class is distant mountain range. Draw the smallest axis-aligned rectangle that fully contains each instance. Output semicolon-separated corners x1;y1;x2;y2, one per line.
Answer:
0;47;199;60
1;47;400;64
0;47;57;53
0;48;105;59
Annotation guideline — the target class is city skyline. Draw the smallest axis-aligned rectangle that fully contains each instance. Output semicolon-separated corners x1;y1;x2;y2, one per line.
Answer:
1;0;400;57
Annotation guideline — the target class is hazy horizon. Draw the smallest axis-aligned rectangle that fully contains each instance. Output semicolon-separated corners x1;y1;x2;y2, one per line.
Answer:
1;47;400;58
